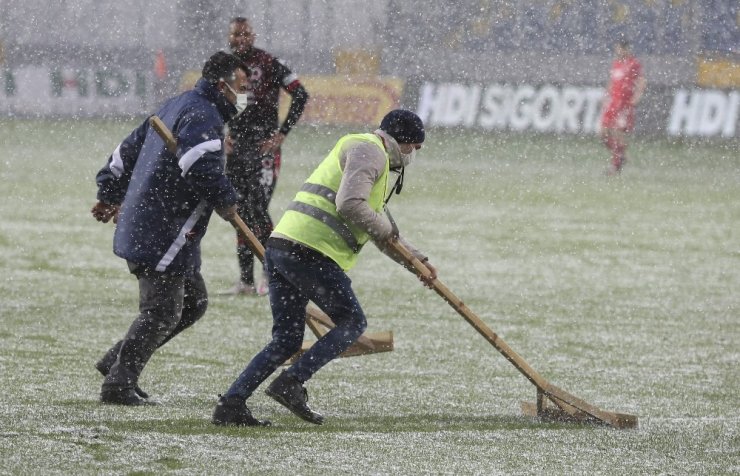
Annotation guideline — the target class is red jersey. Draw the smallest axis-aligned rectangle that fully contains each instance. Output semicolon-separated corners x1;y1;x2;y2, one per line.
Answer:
607;55;642;106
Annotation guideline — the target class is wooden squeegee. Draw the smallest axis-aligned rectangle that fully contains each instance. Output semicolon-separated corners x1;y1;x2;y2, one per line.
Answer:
387;238;637;429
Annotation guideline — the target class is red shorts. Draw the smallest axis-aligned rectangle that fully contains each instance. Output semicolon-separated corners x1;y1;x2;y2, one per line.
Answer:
601;102;635;132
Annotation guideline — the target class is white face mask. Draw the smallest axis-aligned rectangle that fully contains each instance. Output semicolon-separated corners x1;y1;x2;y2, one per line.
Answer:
224;82;249;115
399;147;416;167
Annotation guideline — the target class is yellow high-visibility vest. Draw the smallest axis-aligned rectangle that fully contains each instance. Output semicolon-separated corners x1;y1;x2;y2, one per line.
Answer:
273;133;390;270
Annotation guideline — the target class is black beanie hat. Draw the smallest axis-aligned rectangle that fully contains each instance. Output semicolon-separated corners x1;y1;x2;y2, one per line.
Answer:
380;109;425;144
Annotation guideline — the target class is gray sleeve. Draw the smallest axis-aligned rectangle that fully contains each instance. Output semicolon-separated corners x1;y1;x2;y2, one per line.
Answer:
374;234;427;271
335;141;394;241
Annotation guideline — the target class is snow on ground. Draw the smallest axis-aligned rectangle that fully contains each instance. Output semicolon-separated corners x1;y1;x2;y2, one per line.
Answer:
0;121;738;473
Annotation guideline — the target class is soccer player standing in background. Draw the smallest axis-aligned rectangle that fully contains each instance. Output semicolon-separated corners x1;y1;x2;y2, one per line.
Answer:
221;17;309;295
600;38;646;175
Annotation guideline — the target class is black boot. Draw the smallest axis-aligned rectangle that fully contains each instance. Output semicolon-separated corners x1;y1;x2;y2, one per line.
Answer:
265;371;324;425
212;395;271;427
95;350;150;399
100;385;156;406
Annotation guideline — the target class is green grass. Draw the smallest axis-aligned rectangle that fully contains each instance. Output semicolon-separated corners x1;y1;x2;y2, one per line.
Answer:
0;119;738;474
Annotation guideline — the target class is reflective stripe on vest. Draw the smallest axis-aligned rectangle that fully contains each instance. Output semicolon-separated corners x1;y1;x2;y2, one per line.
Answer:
286;200;361;253
301;182;337;203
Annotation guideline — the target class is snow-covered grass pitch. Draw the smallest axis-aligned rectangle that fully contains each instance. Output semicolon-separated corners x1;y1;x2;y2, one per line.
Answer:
1;119;738;474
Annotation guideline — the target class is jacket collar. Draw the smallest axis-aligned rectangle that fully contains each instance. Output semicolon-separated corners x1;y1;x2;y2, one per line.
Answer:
194;78;238;121
374;129;403;169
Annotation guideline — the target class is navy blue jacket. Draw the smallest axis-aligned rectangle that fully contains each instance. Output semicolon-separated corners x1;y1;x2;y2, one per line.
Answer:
96;78;239;273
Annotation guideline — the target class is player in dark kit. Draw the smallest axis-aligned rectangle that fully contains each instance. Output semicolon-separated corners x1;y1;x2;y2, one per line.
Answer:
221;16;309;295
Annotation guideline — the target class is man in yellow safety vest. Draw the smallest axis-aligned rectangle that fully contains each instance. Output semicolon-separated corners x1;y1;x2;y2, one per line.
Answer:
212;109;437;426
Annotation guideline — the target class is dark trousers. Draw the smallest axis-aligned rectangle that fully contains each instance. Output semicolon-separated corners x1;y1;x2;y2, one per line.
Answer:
223;243;367;400
101;264;208;389
227;149;279;285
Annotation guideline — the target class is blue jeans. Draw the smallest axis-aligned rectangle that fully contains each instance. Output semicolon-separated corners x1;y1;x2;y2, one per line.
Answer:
224;244;367;400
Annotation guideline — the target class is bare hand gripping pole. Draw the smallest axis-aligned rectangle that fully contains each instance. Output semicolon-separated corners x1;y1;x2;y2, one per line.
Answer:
387;237;637;429
148;116;393;360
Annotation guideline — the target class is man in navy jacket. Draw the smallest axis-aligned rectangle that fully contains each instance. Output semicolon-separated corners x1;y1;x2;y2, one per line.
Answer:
91;51;246;405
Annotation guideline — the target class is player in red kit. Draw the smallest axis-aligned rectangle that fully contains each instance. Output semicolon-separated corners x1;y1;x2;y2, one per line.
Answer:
221;17;309;295
600;38;646;175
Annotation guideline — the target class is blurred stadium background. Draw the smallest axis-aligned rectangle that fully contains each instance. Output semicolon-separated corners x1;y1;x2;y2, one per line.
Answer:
1;0;737;138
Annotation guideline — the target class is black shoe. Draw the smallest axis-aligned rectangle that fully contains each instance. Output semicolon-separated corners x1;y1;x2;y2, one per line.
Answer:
95;359;149;399
212;395;271;427
100;386;157;406
265;371;324;425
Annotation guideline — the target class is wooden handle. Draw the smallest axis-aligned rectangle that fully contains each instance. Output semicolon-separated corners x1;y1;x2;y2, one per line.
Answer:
387;238;631;426
149;116;177;154
387;238;549;389
229;215;265;260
